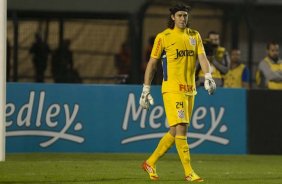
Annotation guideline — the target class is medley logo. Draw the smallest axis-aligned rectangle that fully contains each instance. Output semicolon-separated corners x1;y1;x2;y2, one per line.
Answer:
5;84;246;153
121;93;229;149
6;91;84;148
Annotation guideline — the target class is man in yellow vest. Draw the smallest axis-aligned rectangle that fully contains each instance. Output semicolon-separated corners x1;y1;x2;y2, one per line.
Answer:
256;41;282;90
197;31;230;87
224;48;250;88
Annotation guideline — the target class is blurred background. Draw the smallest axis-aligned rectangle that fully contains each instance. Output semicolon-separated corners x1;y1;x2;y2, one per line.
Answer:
6;0;282;86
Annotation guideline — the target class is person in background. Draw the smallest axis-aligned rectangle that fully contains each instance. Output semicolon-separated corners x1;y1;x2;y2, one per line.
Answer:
114;42;131;83
51;39;80;83
197;31;230;87
139;2;216;182
29;33;50;82
256;41;282;89
224;48;250;88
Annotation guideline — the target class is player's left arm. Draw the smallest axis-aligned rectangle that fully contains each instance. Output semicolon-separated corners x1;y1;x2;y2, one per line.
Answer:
196;32;211;74
198;53;211;74
196;32;216;94
198;53;216;95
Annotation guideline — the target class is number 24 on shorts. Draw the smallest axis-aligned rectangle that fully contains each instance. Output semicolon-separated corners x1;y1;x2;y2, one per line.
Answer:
176;101;184;109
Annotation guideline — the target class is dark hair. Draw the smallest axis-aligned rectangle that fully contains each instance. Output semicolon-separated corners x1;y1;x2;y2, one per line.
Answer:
231;48;240;51
207;31;219;38
203;39;217;56
167;3;191;29
266;41;279;49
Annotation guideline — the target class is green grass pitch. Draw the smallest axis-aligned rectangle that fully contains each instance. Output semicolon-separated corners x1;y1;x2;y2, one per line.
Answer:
0;153;282;184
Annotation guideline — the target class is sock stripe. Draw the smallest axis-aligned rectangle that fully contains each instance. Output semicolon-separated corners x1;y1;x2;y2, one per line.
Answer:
175;135;187;140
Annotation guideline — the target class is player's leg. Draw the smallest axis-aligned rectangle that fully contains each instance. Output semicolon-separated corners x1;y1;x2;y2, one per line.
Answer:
142;129;175;180
175;124;203;182
175;123;192;175
174;95;203;182
146;129;175;166
142;93;176;180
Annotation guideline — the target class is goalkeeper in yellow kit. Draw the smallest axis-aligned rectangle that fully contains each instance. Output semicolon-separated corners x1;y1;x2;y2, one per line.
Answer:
139;3;216;182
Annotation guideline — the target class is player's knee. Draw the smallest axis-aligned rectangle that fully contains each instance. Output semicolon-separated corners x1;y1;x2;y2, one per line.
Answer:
176;123;188;136
169;128;176;137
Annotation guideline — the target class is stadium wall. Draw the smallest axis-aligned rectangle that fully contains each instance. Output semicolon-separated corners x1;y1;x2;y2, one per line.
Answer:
248;90;282;154
6;83;247;154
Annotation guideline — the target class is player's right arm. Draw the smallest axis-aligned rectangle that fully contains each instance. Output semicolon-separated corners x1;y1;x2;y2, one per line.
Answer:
139;57;158;109
144;57;158;86
140;33;163;109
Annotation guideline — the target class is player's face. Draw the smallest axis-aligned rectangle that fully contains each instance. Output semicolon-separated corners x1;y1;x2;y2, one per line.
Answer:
267;44;279;60
172;11;188;29
231;49;241;63
209;34;220;46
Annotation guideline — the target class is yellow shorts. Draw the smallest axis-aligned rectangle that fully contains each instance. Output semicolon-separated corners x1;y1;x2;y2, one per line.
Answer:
163;93;195;127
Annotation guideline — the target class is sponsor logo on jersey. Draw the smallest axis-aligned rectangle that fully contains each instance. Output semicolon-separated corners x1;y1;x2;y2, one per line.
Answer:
175;49;194;59
179;84;195;92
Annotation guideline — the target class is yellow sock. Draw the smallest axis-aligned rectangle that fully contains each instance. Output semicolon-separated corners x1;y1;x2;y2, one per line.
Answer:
147;132;175;166
175;135;193;176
